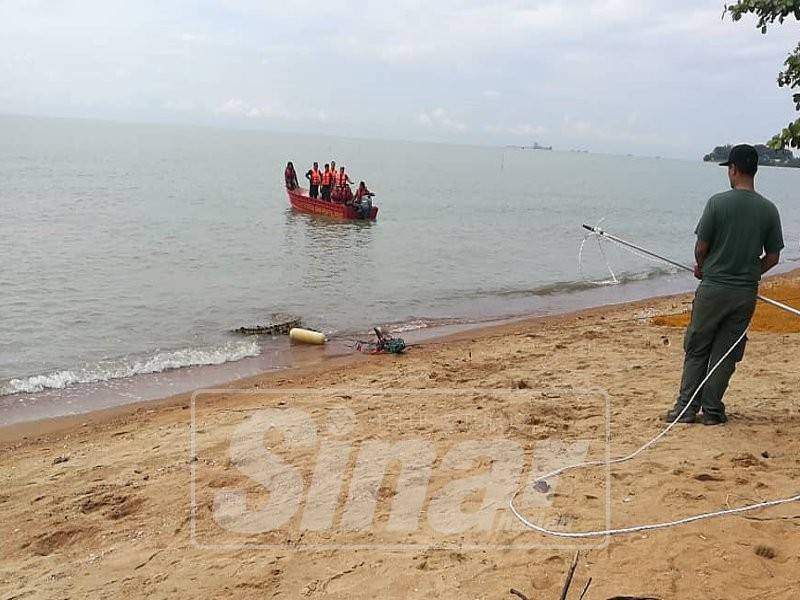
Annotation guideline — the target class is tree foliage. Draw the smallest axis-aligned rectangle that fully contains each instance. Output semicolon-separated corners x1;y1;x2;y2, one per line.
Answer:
725;1;800;149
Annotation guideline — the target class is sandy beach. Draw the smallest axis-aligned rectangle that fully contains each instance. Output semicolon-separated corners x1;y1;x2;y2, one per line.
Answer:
2;271;799;600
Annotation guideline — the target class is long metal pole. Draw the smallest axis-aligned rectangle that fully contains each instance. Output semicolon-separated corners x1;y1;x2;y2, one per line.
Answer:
582;224;800;318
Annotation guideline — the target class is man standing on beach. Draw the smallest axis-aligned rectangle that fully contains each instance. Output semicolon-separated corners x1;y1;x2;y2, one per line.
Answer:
666;144;783;425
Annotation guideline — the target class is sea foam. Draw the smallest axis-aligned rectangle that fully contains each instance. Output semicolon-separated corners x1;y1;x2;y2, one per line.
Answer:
0;340;260;395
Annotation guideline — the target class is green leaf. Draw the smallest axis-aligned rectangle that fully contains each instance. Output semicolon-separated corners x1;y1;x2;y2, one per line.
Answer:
726;2;800;148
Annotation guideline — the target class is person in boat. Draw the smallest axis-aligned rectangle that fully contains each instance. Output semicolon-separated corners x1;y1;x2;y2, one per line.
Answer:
328;160;337;197
305;162;321;198
284;162;299;190
334;166;354;203
320;164;333;202
353;181;374;204
353;181;374;217
336;166;353;187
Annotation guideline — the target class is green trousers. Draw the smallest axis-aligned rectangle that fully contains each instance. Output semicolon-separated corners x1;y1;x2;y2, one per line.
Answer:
675;283;757;417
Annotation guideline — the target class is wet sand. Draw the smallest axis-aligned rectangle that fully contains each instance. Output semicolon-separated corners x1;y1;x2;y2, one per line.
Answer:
2;270;799;599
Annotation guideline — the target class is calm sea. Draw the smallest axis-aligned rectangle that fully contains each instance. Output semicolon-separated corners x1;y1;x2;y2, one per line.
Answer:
1;115;798;424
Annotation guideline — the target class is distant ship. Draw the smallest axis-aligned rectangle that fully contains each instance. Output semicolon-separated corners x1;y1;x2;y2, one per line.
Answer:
505;142;552;150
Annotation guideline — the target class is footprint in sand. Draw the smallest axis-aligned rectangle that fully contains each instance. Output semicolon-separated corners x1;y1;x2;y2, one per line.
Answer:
693;473;725;482
78;488;145;520
731;452;767;468
25;526;98;556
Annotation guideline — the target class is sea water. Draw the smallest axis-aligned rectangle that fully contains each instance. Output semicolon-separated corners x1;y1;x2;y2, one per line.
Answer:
1;114;798;423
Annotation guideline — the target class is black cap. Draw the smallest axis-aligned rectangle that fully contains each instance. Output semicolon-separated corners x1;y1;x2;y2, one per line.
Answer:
719;144;758;175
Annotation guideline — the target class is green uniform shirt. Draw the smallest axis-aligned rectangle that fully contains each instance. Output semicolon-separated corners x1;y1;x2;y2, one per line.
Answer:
695;189;784;288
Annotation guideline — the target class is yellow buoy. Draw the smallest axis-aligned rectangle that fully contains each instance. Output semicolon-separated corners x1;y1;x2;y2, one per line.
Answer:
289;327;326;345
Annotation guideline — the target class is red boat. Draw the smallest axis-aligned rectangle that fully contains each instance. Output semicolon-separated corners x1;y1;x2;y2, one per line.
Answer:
286;187;378;221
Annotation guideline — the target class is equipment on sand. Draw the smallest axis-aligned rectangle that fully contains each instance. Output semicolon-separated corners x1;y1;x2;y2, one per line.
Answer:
289;327;326;345
354;328;407;354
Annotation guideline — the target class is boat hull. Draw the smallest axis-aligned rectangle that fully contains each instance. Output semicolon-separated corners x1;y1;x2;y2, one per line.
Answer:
287;187;378;221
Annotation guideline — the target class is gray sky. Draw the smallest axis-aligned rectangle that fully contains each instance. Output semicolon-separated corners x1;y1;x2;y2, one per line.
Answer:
1;0;797;158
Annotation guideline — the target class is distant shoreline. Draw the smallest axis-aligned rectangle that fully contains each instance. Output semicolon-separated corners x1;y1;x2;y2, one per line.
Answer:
703;143;800;168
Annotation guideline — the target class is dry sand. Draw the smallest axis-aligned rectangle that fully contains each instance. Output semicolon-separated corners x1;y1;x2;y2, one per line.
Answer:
2;272;799;599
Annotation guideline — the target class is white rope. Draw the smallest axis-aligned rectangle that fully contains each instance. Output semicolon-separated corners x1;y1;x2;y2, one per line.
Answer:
577;221;619;286
578;227;678;288
510;234;800;537
510;492;800;538
510;328;800;537
596;235;619;284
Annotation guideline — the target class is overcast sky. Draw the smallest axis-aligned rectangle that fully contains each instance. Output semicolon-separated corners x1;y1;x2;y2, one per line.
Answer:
1;0;797;158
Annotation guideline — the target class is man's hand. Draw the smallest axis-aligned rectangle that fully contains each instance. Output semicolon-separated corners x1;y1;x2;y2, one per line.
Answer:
694;239;709;280
761;252;780;275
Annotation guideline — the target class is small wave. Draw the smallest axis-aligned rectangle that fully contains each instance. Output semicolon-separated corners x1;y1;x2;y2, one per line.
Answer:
0;340;260;396
385;317;470;334
388;319;433;333
332;318;466;340
582;266;678;288
457;267;675;301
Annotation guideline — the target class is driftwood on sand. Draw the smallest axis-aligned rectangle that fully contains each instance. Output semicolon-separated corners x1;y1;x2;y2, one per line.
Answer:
233;317;301;336
509;551;659;600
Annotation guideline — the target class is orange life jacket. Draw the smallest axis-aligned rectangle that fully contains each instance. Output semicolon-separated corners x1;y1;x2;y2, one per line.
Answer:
336;171;347;186
321;170;332;186
310;168;321;185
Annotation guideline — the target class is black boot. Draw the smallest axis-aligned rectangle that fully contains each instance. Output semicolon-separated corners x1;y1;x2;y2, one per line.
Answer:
664;405;697;424
701;412;727;426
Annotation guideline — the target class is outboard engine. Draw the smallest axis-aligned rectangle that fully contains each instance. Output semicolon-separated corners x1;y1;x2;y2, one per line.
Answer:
358;197;373;219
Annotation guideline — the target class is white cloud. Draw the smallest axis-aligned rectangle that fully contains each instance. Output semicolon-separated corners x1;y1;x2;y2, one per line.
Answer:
0;0;797;157
163;99;198;113
215;98;283;119
417;108;468;133
214;97;332;125
560;114;666;146
177;32;210;44
216;98;249;115
484;123;548;138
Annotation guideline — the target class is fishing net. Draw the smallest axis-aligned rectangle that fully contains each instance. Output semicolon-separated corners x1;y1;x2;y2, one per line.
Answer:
577;219;682;286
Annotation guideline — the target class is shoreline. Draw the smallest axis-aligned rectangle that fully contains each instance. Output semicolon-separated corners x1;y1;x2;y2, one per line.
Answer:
0;269;696;426
0;290;678;445
3;266;799;444
2;268;799;599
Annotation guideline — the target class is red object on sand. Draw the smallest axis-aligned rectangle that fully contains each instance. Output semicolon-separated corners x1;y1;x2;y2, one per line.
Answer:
286;187;378;221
